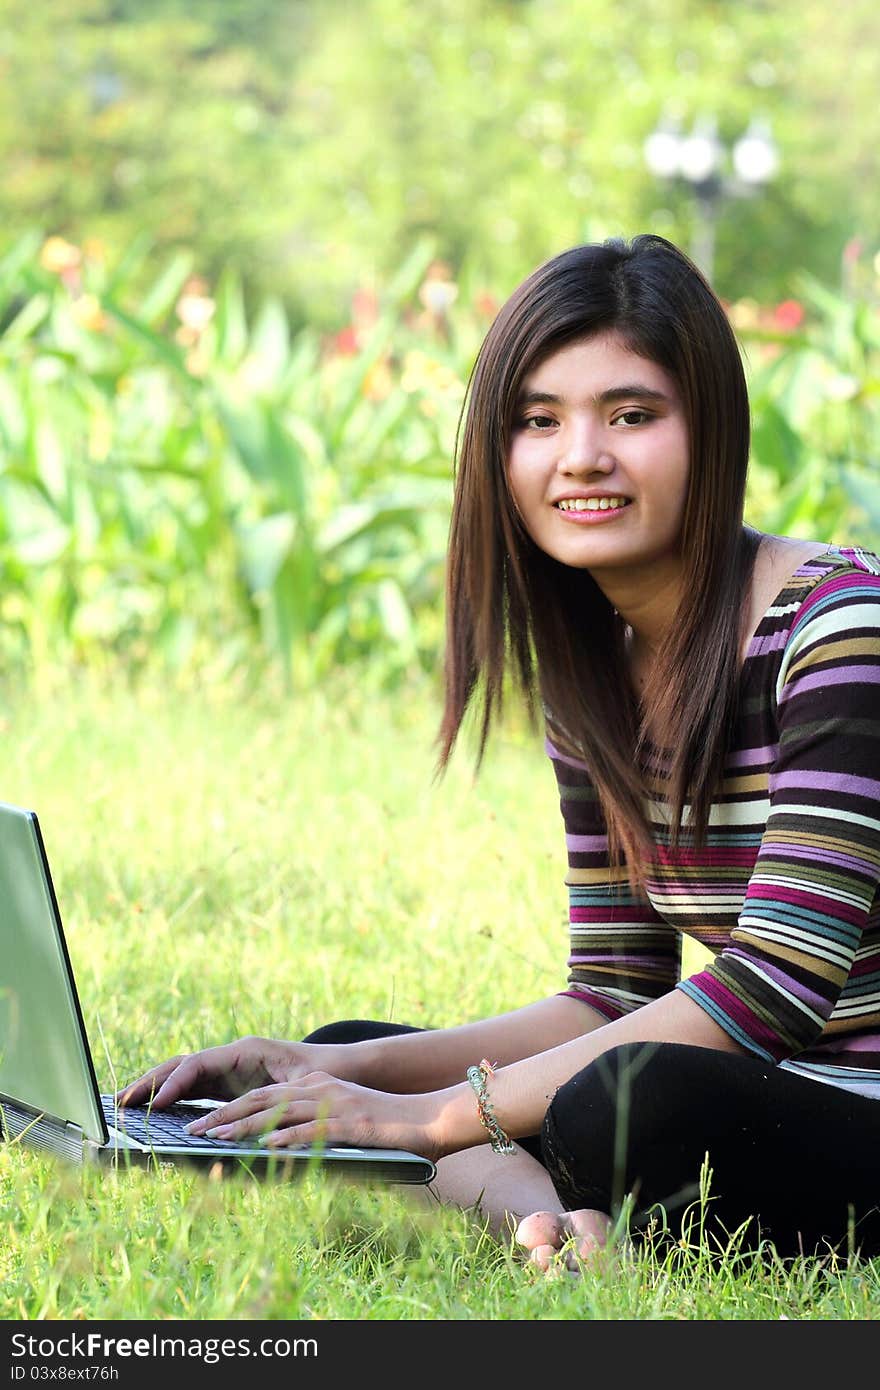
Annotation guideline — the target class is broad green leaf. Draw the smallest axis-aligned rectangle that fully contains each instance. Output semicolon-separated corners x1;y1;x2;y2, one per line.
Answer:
281;330;322;397
791;273;845;323
376;578;413;643
316;501;430;556
0;375;26;448
325;320;398;452
316;501;386;553
384;237;438;306
7;522;71;566
104;230;157;298
101;296;190;377
218;399;272;483
248;297;290;387
766;348;829;428
263;408;308;517
285;414;328;473
0;231;43;298
750;401;806;481
138;251;196;327
154;611;198;668
842;466;880;527
34;417;68;508
235;512;296;594
214;268;248;366
71;478;102;553
1;292;51;341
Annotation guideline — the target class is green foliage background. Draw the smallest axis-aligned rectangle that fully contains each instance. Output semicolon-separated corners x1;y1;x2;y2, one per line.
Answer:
2;3;880;1320
0;0;879;683
2;0;878;321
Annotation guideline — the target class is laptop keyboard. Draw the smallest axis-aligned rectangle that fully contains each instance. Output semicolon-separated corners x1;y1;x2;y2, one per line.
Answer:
101;1097;244;1149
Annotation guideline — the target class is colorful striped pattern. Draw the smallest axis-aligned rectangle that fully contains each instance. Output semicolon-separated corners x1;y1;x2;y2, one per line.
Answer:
550;546;880;1098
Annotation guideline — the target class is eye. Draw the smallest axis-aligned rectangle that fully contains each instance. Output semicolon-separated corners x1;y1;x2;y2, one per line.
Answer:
517;414;557;431
613;409;653;427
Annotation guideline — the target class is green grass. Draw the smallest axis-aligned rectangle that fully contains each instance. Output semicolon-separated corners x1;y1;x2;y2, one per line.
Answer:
1;667;878;1319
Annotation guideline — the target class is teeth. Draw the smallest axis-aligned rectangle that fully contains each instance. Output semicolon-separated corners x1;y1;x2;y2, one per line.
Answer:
557;497;630;511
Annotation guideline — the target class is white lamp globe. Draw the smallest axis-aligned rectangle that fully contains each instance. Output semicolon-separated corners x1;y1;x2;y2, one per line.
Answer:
733;122;780;184
677;124;722;184
643;128;682;179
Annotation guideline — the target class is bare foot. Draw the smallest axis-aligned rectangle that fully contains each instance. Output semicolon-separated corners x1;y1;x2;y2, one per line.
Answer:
515;1208;612;1274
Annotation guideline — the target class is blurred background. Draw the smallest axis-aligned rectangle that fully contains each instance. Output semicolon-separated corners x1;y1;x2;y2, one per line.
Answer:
0;0;878;693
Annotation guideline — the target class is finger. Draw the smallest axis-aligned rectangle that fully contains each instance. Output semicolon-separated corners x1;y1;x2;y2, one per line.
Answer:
122;1041;253;1110
116;1058;184;1106
185;1085;293;1133
203;1099;316;1142
149;1052;232;1107
210;1079;337;1128
262;1116;338;1149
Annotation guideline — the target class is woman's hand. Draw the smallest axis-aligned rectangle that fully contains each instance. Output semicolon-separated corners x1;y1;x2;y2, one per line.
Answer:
181;1071;442;1161
116;1036;365;1109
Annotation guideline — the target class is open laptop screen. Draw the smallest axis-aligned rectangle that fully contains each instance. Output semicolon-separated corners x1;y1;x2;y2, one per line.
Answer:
0;802;106;1144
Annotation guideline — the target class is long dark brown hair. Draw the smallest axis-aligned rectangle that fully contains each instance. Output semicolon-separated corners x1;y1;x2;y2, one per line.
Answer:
436;233;761;895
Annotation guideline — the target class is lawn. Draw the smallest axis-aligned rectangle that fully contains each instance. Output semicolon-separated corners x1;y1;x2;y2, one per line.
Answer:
1;668;877;1320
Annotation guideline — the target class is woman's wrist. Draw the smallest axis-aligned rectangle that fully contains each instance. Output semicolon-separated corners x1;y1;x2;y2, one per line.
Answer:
332;1033;424;1092
422;1080;492;1159
332;1037;381;1087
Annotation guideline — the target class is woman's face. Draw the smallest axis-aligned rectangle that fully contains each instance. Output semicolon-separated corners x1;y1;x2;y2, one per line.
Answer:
506;331;690;592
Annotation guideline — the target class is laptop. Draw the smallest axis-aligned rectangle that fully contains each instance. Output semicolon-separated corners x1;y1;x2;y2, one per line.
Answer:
0;802;435;1185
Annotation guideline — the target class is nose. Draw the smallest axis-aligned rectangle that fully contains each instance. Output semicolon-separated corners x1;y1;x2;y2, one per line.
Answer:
558;417;614;475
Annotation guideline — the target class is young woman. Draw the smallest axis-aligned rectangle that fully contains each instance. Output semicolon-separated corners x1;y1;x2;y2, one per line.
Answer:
121;235;880;1269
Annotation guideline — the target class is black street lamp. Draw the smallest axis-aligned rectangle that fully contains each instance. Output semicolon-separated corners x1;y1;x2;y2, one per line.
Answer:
643;116;779;280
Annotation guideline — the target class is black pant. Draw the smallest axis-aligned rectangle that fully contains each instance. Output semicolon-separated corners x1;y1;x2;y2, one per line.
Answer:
303;1019;880;1260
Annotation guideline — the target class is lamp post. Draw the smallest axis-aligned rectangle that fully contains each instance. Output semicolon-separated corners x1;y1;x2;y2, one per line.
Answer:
643;117;779;281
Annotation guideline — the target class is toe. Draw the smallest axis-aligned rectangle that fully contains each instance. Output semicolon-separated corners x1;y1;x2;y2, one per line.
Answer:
515;1210;565;1252
528;1242;560;1272
566;1208;611;1246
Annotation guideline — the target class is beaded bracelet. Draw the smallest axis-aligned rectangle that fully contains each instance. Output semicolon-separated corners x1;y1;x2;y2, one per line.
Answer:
466;1058;515;1155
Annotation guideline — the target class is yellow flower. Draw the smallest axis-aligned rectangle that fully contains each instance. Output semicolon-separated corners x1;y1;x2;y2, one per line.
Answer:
82;238;107;265
727;298;760;330
40;236;82;273
185;347;209;377
401;349;431;393
400;350;463;397
71;294;108;333
362;358;393;401
88;412;112;461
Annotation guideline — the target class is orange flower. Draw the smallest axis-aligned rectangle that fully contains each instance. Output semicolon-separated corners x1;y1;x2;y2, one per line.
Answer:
351;287;379;329
71;294;108;333
772;299;805;331
331;325;360;357
474;290;500;318
842;237;863;266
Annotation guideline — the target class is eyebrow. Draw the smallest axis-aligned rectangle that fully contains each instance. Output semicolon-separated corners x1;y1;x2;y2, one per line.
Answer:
516;384;671;407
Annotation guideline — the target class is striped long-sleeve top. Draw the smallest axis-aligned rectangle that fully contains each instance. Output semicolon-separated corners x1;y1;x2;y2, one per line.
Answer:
550;545;880;1099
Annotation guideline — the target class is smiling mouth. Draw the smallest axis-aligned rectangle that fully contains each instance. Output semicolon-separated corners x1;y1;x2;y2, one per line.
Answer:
554;498;633;512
